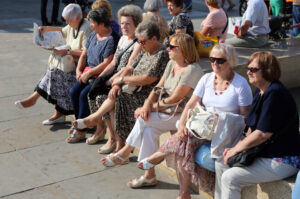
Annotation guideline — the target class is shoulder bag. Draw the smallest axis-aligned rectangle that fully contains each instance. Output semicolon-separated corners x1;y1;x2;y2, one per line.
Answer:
185;103;219;140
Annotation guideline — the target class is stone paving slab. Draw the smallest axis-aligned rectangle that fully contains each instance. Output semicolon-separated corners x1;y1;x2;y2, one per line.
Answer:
0;151;53;197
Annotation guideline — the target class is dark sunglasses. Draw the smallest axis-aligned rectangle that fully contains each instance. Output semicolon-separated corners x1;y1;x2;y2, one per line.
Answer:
166;43;179;50
209;57;227;64
245;67;261;73
137;39;147;46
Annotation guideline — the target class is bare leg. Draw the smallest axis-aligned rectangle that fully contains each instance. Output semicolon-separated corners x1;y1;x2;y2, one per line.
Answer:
100;143;134;165
176;155;191;199
74;98;115;128
138;151;167;170
115;133;125;152
20;91;40;108
48;107;63;121
92;119;106;137
102;119;116;149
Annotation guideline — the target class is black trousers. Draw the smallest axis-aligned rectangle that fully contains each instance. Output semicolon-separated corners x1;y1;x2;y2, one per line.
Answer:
41;0;60;23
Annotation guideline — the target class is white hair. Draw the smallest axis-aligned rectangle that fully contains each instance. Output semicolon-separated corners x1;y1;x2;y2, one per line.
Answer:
62;3;82;20
210;44;238;66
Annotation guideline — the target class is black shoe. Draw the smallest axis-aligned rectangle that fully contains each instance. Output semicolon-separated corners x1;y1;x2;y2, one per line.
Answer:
51;20;63;26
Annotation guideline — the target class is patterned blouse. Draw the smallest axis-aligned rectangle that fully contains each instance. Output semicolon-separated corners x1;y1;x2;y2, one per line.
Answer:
169;10;194;37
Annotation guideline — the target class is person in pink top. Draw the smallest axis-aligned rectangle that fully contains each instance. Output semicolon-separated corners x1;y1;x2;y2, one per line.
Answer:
200;0;228;43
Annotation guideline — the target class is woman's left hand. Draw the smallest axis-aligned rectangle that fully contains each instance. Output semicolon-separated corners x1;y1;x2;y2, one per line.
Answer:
223;147;238;165
135;104;151;121
79;71;90;84
53;49;67;57
112;78;121;87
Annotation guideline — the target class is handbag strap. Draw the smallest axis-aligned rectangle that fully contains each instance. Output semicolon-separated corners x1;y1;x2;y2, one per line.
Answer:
221;12;229;35
155;87;183;121
116;38;137;65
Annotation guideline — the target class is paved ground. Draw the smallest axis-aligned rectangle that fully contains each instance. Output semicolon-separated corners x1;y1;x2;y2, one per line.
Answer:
0;0;242;198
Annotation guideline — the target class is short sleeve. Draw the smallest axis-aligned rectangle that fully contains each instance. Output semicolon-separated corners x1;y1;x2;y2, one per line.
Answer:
175;14;190;30
147;50;169;78
256;91;284;133
81;27;92;49
238;79;253;106
61;25;69;37
85;32;95;49
179;64;204;89
193;73;210;98
243;0;258;24
203;12;214;28
102;37;116;58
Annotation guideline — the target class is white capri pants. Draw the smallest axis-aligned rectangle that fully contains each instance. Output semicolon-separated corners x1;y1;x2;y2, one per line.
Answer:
215;158;298;199
126;112;181;161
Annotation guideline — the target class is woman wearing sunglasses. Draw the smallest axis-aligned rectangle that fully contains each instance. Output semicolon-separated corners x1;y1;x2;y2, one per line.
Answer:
99;33;204;189
137;44;252;199
215;52;300;199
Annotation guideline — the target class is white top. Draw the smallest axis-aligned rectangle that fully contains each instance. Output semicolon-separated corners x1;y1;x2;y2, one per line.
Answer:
242;0;270;35
193;72;253;114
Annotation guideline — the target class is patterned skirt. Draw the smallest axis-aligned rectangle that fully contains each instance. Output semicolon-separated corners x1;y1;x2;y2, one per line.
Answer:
114;92;148;140
35;68;76;115
159;132;216;194
88;94;110;120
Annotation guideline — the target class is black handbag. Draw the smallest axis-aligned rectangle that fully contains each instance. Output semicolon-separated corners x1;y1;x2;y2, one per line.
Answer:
227;112;297;168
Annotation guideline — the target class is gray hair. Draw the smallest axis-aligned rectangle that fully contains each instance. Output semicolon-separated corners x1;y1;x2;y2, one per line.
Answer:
144;0;164;12
62;3;82;20
118;5;143;27
135;20;160;41
210;44;238;66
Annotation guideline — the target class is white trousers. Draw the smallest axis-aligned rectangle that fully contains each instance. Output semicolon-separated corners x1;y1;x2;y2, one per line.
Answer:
215;158;298;199
126;112;180;161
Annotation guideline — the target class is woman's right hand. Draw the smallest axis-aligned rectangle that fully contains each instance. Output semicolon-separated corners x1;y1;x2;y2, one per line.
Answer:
176;122;188;142
134;104;151;121
108;85;121;100
76;71;82;82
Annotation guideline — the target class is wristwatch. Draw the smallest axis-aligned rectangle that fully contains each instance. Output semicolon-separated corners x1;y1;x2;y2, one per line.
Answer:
119;76;124;84
66;49;70;55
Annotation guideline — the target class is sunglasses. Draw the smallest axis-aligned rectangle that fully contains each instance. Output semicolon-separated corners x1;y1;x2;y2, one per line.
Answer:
166;43;179;50
137;39;147;46
245;67;261;73
209;57;227;64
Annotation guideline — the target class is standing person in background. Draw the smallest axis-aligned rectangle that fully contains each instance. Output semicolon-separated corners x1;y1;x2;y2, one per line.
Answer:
270;0;283;16
221;0;235;11
291;0;300;37
41;0;62;26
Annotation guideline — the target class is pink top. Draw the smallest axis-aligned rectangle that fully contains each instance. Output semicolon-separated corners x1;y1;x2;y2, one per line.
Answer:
201;8;227;43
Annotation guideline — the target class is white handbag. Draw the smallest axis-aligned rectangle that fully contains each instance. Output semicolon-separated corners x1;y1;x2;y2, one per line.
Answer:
48;53;76;73
185;103;218;140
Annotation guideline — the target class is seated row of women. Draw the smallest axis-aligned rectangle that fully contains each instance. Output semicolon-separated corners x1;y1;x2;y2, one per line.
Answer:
15;1;300;199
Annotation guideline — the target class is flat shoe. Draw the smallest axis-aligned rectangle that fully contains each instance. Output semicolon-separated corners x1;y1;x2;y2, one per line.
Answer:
138;158;155;170
15;101;24;109
42;115;66;125
66;132;85;143
98;142;116;154
74;119;89;129
101;153;128;167
86;128;106;145
127;176;157;188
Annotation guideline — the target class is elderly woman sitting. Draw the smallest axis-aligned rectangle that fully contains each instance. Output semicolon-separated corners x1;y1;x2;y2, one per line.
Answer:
66;8;120;143
100;33;204;189
85;5;143;149
215;52;300;199
15;4;92;124
139;44;253;199
72;20;169;151
200;0;228;43
165;0;194;37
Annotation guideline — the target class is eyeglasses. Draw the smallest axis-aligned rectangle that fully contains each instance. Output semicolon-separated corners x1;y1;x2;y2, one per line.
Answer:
166;43;179;50
209;57;227;64
245;67;261;73
137;39;148;46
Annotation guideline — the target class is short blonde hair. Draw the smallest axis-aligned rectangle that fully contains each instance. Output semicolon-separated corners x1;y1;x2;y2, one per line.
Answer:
118;5;143;27
91;0;112;18
210;44;237;66
170;33;200;64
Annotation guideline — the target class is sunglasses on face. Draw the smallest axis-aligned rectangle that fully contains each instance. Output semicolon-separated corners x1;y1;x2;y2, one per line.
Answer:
209;57;227;64
166;43;179;50
245;67;261;73
137;39;147;46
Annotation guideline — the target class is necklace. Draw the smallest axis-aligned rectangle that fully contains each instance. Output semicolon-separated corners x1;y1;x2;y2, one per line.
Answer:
213;74;232;95
73;19;84;39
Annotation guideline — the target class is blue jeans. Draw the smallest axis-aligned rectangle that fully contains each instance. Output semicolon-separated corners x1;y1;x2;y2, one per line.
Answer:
291;5;300;38
69;81;91;119
292;171;300;199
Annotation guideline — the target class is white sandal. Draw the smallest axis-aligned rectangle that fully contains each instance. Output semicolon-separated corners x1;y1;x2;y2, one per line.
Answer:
128;176;157;188
74;119;88;130
138;158;155;170
15;101;24;109
102;153;129;167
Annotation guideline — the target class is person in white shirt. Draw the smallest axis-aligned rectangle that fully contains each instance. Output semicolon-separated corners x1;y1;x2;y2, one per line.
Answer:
226;0;270;48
